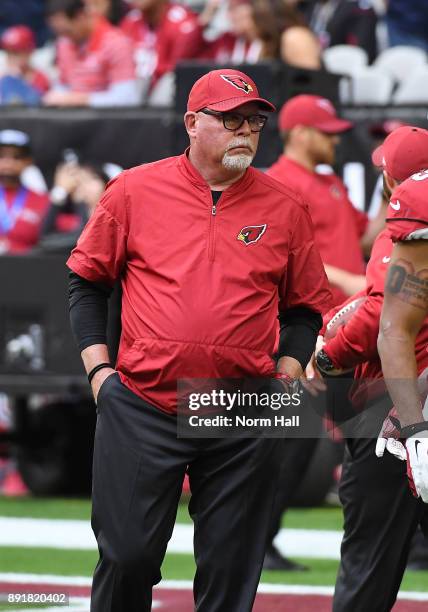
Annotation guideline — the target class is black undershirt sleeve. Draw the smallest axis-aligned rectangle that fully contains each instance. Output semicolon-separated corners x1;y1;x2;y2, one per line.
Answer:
68;271;113;353
277;307;323;370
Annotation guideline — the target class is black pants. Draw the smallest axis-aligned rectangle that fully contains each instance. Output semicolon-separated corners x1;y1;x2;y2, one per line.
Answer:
333;432;427;612
90;374;283;612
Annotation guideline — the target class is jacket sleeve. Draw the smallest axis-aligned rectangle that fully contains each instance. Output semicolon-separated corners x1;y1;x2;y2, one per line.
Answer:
66;172;129;285
279;203;332;316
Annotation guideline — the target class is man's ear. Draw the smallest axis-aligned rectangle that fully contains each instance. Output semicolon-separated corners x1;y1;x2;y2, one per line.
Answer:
184;112;197;138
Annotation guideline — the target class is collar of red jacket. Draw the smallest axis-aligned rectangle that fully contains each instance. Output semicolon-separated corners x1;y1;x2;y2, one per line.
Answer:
179;147;255;194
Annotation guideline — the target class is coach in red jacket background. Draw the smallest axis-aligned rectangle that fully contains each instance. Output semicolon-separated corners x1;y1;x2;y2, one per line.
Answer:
267;95;387;306
67;68;331;612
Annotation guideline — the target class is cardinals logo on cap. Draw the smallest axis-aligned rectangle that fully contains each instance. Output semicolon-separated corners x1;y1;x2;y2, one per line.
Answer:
237;224;267;245
221;74;253;94
411;169;428;182
317;98;335;115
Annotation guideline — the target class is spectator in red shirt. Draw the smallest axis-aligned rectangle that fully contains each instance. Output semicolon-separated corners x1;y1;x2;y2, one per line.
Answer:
0;26;50;95
119;0;202;89
0;130;49;254
44;0;139;107
267;95;372;306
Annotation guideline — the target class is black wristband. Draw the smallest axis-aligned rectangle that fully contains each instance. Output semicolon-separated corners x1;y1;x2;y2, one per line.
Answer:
400;421;428;439
87;363;112;384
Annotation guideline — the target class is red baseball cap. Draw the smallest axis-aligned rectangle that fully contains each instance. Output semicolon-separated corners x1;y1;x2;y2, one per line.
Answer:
372;125;428;181
187;69;276;113
1;26;35;53
278;95;353;133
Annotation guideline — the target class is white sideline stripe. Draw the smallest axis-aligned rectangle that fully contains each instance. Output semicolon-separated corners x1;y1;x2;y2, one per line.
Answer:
1;575;428;602
0;517;343;559
274;528;343;560
0;573;92;586
0;518;97;551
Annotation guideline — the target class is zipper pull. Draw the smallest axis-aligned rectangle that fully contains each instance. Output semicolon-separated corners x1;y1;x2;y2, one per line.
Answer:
212;204;217;216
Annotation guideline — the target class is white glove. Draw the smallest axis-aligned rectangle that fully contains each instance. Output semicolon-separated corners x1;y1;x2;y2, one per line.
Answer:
375;410;428;502
405;436;428;502
376;437;406;460
375;409;402;458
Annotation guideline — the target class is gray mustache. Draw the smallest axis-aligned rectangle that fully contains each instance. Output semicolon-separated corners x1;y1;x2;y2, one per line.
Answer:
225;139;253;153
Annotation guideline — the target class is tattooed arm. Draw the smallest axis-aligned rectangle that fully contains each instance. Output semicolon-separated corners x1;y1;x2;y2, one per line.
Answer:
378;241;428;426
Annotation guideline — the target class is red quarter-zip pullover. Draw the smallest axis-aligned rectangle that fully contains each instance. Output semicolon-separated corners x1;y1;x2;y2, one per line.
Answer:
67;151;331;412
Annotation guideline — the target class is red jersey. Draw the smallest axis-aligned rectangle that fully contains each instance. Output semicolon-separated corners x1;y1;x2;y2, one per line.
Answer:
120;4;201;84
0;185;49;254
322;228;428;408
57;17;135;93
266;155;367;305
68;151;331;413
386;170;428;242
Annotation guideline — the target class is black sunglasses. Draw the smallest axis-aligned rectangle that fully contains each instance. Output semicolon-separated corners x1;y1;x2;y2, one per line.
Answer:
200;108;268;133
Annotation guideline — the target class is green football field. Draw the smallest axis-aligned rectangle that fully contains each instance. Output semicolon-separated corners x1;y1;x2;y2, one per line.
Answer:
0;494;427;607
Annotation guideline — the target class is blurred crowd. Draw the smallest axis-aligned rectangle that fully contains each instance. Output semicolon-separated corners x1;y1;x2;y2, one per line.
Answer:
0;128;121;256
0;0;427;107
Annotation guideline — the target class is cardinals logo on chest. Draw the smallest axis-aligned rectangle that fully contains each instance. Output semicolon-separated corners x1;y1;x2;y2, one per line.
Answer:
237;224;267;245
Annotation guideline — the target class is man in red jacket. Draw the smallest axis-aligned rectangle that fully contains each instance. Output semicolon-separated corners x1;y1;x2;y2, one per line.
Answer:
67;68;331;611
314;126;428;611
0;129;49;254
267;94;381;306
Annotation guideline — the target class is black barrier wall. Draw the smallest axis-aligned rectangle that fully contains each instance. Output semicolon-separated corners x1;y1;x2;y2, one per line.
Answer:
0;108;175;184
